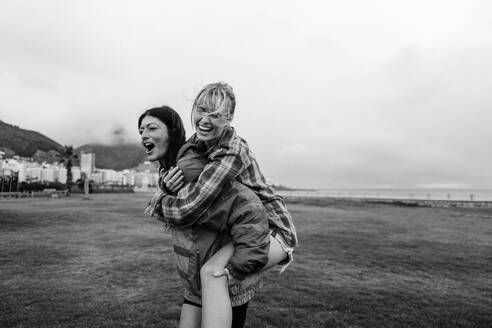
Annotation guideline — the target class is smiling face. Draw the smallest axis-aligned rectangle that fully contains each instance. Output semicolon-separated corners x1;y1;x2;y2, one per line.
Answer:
139;115;170;163
192;105;231;143
192;83;236;144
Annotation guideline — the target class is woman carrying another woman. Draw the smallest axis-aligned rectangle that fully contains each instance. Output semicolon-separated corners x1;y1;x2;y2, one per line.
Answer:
141;82;298;328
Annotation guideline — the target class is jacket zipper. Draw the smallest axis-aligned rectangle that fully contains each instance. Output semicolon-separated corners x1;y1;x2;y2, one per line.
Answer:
196;250;201;290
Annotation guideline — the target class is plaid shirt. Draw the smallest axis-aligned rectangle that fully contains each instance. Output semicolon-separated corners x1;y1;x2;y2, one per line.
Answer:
147;126;298;248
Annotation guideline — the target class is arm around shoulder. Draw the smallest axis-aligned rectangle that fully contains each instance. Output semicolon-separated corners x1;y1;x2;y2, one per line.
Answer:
160;138;248;227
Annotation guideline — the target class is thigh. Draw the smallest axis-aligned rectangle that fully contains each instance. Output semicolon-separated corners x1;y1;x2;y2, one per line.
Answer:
263;234;288;271
203;242;235;269
206;236;286;272
178;303;201;328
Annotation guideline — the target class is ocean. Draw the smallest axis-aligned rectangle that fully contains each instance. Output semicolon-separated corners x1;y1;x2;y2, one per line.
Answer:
277;188;492;202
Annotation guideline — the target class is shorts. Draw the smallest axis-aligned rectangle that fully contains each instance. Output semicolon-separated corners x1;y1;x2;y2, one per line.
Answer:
183;298;249;328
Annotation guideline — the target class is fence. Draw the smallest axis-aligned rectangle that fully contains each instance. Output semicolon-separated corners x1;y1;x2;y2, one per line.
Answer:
0;190;69;199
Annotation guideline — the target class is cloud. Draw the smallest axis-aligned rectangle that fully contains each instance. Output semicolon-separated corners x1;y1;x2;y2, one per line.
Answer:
278;144;326;157
111;125;133;145
2;1;492;189
19;76;58;90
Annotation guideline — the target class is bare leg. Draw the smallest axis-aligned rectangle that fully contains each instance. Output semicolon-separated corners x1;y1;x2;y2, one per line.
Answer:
200;235;287;328
179;304;201;328
263;234;288;271
200;243;234;328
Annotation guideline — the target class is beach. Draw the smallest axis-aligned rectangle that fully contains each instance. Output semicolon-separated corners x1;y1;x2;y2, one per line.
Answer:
1;193;491;327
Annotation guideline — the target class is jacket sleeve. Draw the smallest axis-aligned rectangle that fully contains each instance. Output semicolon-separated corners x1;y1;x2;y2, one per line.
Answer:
160;136;251;228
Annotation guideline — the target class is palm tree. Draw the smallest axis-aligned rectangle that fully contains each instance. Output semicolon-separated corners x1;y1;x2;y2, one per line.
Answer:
60;145;77;194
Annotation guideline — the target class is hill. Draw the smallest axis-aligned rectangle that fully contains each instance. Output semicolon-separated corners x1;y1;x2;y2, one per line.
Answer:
75;144;146;171
0;120;63;157
0;120;147;170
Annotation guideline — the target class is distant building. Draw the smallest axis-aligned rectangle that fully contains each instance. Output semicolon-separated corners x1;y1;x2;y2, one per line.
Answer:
2;159;24;180
99;169;124;185
80;152;95;176
42;166;56;182
128;171;159;188
90;172;103;184
72;166;81;182
0;153;158;189
24;167;42;182
22;163;67;183
58;168;67;183
136;161;159;173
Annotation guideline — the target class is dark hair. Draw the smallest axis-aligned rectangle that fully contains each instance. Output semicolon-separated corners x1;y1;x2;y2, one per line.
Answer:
138;105;186;168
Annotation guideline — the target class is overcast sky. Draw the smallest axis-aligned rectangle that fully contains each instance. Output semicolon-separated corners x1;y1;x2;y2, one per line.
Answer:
1;0;491;189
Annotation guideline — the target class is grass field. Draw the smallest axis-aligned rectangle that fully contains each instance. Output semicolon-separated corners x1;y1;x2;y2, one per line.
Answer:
1;193;491;327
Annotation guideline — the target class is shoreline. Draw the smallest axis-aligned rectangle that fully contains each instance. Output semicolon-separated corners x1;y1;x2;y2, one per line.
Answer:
276;188;492;202
282;194;492;209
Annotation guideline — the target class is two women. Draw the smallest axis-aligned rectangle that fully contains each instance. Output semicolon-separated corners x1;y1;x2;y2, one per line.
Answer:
140;82;297;328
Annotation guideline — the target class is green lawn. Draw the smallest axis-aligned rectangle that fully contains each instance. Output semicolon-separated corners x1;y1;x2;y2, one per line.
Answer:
1;194;491;327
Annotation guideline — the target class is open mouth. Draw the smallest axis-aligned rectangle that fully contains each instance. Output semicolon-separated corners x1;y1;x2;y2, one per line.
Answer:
143;142;155;154
198;125;212;133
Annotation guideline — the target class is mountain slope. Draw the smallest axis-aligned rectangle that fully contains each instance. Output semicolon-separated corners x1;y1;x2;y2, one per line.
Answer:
0;120;147;170
0;120;63;157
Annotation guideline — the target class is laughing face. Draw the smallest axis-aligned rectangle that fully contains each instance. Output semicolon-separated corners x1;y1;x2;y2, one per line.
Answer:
192;105;231;144
139;115;169;163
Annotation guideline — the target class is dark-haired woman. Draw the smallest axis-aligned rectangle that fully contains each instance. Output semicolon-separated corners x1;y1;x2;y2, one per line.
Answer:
140;106;271;328
148;83;298;328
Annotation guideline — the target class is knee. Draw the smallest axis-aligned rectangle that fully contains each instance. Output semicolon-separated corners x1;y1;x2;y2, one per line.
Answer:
200;261;224;286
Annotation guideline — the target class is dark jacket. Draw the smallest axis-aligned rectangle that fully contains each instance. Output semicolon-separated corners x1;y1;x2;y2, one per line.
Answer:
171;184;265;307
159;127;297;249
175;143;270;279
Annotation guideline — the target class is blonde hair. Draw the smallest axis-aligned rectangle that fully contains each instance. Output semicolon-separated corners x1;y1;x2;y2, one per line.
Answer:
193;82;236;120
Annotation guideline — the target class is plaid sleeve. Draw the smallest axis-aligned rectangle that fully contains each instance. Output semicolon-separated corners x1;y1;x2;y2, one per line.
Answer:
143;188;172;230
160;134;248;227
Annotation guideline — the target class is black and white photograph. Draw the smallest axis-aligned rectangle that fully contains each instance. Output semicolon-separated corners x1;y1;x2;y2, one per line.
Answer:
1;1;491;327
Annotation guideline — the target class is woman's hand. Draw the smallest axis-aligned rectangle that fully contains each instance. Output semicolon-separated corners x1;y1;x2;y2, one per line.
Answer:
213;267;232;280
163;167;184;193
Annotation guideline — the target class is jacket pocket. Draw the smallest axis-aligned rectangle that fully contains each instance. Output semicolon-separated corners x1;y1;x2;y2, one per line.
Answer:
172;229;198;294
